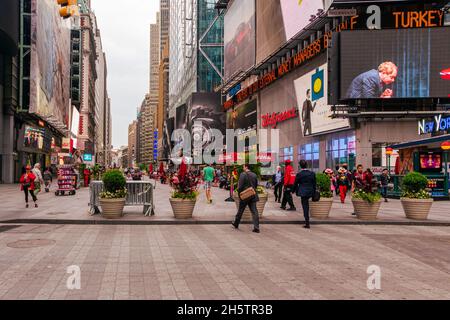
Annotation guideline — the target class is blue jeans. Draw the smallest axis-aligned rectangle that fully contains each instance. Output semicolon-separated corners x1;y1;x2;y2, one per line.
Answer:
380;186;388;199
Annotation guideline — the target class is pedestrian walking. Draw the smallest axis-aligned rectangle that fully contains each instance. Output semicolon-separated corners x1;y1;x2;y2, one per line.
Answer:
20;165;38;208
380;169;391;202
281;160;297;211
294;160;317;229
43;167;53;192
32;163;44;195
337;167;350;203
272;166;284;203
324;168;336;194
232;164;260;233
203;164;215;204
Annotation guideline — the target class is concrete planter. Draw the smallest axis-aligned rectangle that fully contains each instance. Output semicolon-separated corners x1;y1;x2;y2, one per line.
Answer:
310;197;333;219
169;198;197;219
233;193;268;220
352;199;382;220
401;198;433;220
100;198;126;219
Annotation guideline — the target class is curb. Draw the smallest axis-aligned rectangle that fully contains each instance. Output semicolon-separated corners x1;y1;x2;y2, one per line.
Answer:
1;219;450;227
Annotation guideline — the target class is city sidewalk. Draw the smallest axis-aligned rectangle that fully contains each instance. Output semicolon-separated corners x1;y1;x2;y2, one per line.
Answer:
0;183;449;226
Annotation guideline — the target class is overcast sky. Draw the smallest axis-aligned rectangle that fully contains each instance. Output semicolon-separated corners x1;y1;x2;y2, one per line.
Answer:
91;0;160;148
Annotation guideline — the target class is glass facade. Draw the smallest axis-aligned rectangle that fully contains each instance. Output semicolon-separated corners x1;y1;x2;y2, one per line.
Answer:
299;142;320;172
326;131;356;170
169;0;223;114
197;0;223;92
279;146;294;163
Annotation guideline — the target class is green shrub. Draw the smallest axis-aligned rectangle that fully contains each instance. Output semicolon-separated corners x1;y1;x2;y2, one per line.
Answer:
401;172;431;199
316;173;333;198
402;172;428;193
353;190;382;204
101;170;127;199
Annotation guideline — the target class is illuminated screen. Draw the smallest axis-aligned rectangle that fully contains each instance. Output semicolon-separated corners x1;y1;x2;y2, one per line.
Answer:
340;28;450;100
419;153;442;171
224;0;255;80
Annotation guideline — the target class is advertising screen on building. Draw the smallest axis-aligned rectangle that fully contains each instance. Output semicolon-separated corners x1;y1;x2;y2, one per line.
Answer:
24;126;46;150
280;0;324;41
226;99;258;136
294;64;349;136
187;92;226;149
224;0;255;80
30;0;71;131
419;152;442;172
340;28;450;100
256;0;324;64
175;104;188;130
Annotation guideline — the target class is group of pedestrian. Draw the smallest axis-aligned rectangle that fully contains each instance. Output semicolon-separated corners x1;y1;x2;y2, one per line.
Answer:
233;160;318;233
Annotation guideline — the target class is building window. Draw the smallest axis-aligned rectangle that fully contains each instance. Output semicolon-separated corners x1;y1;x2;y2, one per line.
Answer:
299;142;320;172
279;146;294;163
326;132;356;170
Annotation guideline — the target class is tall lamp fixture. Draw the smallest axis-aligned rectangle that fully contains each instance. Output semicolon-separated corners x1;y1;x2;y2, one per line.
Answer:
441;141;450;195
386;147;394;174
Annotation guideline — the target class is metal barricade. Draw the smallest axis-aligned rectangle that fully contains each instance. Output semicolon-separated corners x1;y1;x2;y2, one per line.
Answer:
89;181;155;216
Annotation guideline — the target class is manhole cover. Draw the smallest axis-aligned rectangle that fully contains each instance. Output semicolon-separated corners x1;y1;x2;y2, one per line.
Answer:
47;212;68;216
7;239;56;249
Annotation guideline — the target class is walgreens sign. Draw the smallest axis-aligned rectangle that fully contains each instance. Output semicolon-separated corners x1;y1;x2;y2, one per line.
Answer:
261;108;298;129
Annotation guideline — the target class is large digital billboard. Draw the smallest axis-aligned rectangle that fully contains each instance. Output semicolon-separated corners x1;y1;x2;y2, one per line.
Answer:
226;99;258;136
187;92;225;150
340;28;450;100
280;0;324;41
256;0;324;64
294;64;349;136
30;0;71;131
224;0;256;80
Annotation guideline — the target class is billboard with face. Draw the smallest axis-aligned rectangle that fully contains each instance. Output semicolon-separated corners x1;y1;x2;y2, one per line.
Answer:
224;0;256;80
30;0;71;131
340;28;450;100
294;64;349;136
187;92;225;150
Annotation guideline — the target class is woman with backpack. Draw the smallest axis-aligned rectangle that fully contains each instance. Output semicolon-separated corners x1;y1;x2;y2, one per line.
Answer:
20;165;38;208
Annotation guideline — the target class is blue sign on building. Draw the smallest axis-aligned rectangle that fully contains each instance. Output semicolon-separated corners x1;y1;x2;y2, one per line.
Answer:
153;131;159;158
83;154;93;162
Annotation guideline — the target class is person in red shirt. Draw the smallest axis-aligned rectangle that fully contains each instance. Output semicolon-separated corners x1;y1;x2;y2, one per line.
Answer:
83;167;91;187
20;165;38;208
281;159;297;211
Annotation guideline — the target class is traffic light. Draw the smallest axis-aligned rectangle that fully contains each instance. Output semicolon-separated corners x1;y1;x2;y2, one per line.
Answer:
57;0;78;19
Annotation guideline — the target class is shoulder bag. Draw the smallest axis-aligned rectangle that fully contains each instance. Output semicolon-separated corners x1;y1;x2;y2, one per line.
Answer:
239;173;256;201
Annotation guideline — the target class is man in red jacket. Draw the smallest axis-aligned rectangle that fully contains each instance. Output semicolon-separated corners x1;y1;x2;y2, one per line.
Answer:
20;165;38;208
281;159;296;211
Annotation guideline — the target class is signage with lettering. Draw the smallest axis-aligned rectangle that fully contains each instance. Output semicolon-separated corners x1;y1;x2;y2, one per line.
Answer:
261;108;298;128
223;7;446;110
418;115;450;135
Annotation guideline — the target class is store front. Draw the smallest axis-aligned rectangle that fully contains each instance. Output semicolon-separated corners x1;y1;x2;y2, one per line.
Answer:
389;135;450;199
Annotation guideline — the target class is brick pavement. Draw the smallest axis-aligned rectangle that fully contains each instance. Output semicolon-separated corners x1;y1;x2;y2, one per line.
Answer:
0;183;449;225
0;223;449;300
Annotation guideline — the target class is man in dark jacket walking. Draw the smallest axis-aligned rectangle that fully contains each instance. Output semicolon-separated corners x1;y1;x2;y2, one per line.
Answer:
232;164;260;233
272;166;284;203
294;160;317;229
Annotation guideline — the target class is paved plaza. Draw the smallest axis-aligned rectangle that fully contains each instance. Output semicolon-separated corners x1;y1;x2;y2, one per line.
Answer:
0;223;449;300
0;183;449;225
0;183;449;300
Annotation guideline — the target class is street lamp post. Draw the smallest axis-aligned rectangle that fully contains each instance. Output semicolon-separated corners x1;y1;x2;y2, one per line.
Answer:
386;147;394;174
441;141;450;195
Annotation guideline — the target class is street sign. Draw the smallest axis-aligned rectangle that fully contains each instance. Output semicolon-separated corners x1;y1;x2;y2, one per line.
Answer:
327;9;357;17
83;154;93;162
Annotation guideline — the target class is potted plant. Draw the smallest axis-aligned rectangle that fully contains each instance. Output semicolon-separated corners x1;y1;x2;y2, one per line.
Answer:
169;163;199;219
310;173;334;219
352;190;382;220
99;170;127;219
401;172;433;220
